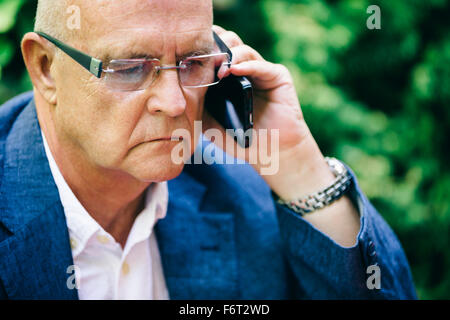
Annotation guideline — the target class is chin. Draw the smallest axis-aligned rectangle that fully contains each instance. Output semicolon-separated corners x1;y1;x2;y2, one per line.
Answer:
121;140;193;182
129;157;186;183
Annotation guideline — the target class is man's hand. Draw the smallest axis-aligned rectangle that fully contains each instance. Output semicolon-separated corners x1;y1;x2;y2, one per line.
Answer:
204;25;332;200
203;26;361;247
204;26;309;172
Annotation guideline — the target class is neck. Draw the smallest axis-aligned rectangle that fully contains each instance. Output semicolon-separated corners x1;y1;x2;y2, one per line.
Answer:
35;94;150;247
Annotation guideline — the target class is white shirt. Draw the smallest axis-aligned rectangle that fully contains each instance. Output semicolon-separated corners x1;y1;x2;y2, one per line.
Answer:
41;131;170;300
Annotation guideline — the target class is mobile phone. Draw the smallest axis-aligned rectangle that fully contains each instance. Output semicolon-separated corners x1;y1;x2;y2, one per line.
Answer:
204;74;254;148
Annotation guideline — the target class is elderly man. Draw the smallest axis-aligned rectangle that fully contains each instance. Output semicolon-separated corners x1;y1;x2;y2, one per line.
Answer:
0;0;416;300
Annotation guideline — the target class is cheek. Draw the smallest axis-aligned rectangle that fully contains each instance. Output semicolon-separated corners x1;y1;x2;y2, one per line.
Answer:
83;92;146;164
184;87;207;149
54;73;145;168
184;86;206;123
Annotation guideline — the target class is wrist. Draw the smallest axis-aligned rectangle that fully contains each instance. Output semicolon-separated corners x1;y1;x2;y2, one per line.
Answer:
273;157;353;215
263;133;336;201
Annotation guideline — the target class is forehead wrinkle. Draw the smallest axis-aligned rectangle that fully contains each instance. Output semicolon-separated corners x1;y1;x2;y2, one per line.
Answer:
176;34;214;57
73;0;212;53
112;28;212;34
97;29;213;61
82;0;212;33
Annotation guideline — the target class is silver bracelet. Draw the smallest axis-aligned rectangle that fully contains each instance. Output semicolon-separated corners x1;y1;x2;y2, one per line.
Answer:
272;157;352;216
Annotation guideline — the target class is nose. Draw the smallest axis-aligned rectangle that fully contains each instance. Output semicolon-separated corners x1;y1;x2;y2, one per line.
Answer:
146;69;187;117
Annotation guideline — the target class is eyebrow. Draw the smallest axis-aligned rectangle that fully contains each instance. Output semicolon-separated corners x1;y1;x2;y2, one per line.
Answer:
102;45;215;64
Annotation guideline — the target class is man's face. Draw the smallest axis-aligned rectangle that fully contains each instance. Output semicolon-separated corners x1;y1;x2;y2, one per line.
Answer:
51;0;213;182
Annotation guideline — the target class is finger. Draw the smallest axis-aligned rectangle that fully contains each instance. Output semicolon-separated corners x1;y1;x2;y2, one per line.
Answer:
217;30;244;48
212;25;227;35
217;45;264;79
231;44;264;64
230;60;291;91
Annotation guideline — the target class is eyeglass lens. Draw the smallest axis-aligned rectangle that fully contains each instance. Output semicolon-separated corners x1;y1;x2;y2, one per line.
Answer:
104;53;230;92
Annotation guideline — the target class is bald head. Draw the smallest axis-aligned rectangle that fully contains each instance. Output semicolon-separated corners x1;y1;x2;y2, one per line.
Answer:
34;0;213;41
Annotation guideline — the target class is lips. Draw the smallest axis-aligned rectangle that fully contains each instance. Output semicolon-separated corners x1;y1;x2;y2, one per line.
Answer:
154;136;184;141
152;137;174;141
135;136;184;146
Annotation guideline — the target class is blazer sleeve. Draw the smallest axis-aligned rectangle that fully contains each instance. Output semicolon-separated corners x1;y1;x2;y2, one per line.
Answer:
274;164;418;299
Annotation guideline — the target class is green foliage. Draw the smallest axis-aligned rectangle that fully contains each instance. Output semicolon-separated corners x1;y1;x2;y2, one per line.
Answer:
1;0;449;299
0;0;34;99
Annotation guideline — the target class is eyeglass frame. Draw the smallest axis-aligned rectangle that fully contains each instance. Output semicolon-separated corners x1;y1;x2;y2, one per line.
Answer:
35;30;233;88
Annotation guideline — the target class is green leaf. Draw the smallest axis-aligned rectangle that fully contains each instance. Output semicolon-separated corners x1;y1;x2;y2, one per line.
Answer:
0;0;25;33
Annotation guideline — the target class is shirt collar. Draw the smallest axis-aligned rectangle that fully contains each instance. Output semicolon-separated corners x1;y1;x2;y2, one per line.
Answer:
40;129;168;258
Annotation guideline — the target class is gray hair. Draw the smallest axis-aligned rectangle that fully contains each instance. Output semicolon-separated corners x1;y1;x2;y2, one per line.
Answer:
34;0;69;41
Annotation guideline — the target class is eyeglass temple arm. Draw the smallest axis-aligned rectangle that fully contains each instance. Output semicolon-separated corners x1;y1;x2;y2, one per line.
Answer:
212;31;232;62
37;31;229;78
36;31;103;78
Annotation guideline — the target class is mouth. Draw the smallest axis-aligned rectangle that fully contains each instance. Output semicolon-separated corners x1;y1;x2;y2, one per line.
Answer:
153;136;184;142
133;136;184;147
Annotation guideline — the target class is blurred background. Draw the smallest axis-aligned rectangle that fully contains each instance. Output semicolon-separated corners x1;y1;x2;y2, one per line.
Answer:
0;0;449;299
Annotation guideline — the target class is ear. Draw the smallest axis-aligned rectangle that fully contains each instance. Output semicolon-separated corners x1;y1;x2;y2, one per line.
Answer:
21;32;58;105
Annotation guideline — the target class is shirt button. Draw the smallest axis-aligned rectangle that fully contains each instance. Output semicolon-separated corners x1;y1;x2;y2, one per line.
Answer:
70;237;77;249
122;262;130;275
96;234;110;244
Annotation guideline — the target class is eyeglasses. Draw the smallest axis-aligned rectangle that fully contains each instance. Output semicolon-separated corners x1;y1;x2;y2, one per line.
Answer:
35;31;233;92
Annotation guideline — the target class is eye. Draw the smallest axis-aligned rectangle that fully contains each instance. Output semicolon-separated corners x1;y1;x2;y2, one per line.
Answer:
184;58;205;67
116;64;144;75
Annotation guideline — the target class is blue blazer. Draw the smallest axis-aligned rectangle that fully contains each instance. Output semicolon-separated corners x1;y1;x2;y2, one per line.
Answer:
0;92;417;299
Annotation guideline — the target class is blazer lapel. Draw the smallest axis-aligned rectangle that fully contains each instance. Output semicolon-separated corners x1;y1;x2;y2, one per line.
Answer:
156;160;239;299
0;99;77;299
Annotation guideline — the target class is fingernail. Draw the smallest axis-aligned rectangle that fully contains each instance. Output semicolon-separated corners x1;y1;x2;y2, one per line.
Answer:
218;67;230;79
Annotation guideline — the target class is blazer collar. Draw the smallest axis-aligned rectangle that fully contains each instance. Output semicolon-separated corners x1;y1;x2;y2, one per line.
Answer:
0;99;65;232
0;98;77;299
